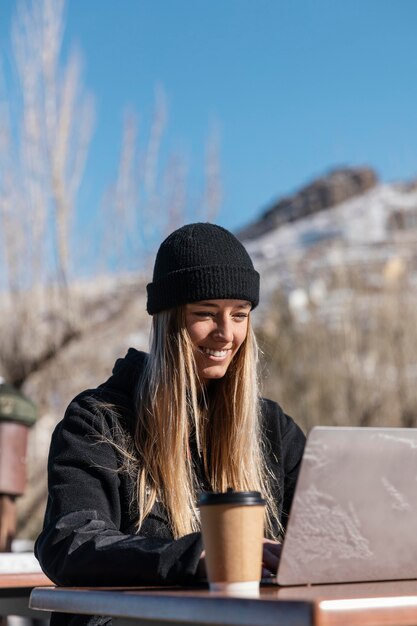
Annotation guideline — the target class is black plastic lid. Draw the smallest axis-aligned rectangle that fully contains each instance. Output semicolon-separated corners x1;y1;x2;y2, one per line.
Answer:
198;489;265;506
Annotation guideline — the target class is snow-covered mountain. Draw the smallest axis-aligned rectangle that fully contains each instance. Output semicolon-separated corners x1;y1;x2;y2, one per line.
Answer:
240;168;417;318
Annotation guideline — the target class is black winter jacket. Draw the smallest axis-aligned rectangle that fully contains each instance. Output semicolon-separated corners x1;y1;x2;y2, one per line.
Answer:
35;348;305;624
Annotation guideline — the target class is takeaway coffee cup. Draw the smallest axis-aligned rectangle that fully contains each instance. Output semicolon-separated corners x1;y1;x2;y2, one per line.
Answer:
198;490;265;594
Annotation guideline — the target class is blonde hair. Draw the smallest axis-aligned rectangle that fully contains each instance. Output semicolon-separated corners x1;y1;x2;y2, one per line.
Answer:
134;306;280;540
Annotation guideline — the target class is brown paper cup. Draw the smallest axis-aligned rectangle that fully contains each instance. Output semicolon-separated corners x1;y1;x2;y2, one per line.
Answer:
199;491;265;593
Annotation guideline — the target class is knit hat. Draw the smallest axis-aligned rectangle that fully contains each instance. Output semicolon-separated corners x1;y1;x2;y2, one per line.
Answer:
146;223;260;314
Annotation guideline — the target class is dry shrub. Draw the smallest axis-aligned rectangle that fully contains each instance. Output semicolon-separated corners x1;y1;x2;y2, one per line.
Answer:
258;272;417;432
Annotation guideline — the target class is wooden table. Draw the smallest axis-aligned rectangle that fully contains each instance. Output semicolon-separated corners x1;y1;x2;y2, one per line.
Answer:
29;579;417;626
0;572;51;619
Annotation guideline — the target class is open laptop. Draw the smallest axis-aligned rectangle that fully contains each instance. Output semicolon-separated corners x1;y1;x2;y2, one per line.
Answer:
275;426;417;585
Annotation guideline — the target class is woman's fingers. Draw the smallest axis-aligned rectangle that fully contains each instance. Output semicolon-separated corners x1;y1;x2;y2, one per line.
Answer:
262;539;282;576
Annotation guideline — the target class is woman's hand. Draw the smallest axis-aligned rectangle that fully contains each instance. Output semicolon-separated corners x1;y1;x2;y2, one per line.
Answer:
262;539;282;578
197;542;281;581
196;550;206;579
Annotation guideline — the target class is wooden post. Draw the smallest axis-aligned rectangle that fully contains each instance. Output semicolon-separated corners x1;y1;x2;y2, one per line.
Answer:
0;382;37;554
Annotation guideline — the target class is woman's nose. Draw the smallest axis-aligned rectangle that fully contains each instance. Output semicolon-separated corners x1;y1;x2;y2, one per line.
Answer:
213;317;233;342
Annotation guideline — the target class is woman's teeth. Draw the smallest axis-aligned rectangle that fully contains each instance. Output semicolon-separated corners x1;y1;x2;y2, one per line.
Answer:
201;347;228;357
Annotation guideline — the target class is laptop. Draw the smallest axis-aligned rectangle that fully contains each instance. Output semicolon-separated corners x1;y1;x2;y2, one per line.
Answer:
275;426;417;585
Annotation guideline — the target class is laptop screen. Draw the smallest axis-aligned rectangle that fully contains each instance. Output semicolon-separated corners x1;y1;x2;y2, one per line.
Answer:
277;426;417;585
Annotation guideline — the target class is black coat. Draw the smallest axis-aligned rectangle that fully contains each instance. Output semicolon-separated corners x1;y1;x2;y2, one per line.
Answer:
35;348;305;622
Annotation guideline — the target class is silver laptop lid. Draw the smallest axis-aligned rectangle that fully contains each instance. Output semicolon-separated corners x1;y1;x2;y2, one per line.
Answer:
277;426;417;585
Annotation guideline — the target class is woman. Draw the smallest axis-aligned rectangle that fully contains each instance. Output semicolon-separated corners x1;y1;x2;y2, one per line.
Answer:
36;223;305;613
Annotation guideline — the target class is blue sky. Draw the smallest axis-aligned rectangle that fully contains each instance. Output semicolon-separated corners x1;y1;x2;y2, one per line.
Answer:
2;0;417;236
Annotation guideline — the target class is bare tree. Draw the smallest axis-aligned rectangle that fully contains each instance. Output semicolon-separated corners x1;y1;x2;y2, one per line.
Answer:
0;0;94;388
101;89;222;273
0;0;222;391
201;123;222;223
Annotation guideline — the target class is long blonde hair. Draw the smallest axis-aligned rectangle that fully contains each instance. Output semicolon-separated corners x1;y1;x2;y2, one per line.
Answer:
134;306;280;539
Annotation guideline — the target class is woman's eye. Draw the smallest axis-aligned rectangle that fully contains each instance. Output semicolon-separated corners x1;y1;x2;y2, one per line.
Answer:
233;312;249;320
194;311;214;318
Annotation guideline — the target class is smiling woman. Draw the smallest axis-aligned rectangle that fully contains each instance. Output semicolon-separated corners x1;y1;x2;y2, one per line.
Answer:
35;223;305;626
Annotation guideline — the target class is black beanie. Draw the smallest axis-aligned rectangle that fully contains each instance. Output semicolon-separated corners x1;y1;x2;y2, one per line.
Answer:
146;223;260;314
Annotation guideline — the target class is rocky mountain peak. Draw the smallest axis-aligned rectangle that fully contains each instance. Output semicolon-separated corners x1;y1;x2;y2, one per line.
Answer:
238;166;378;240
